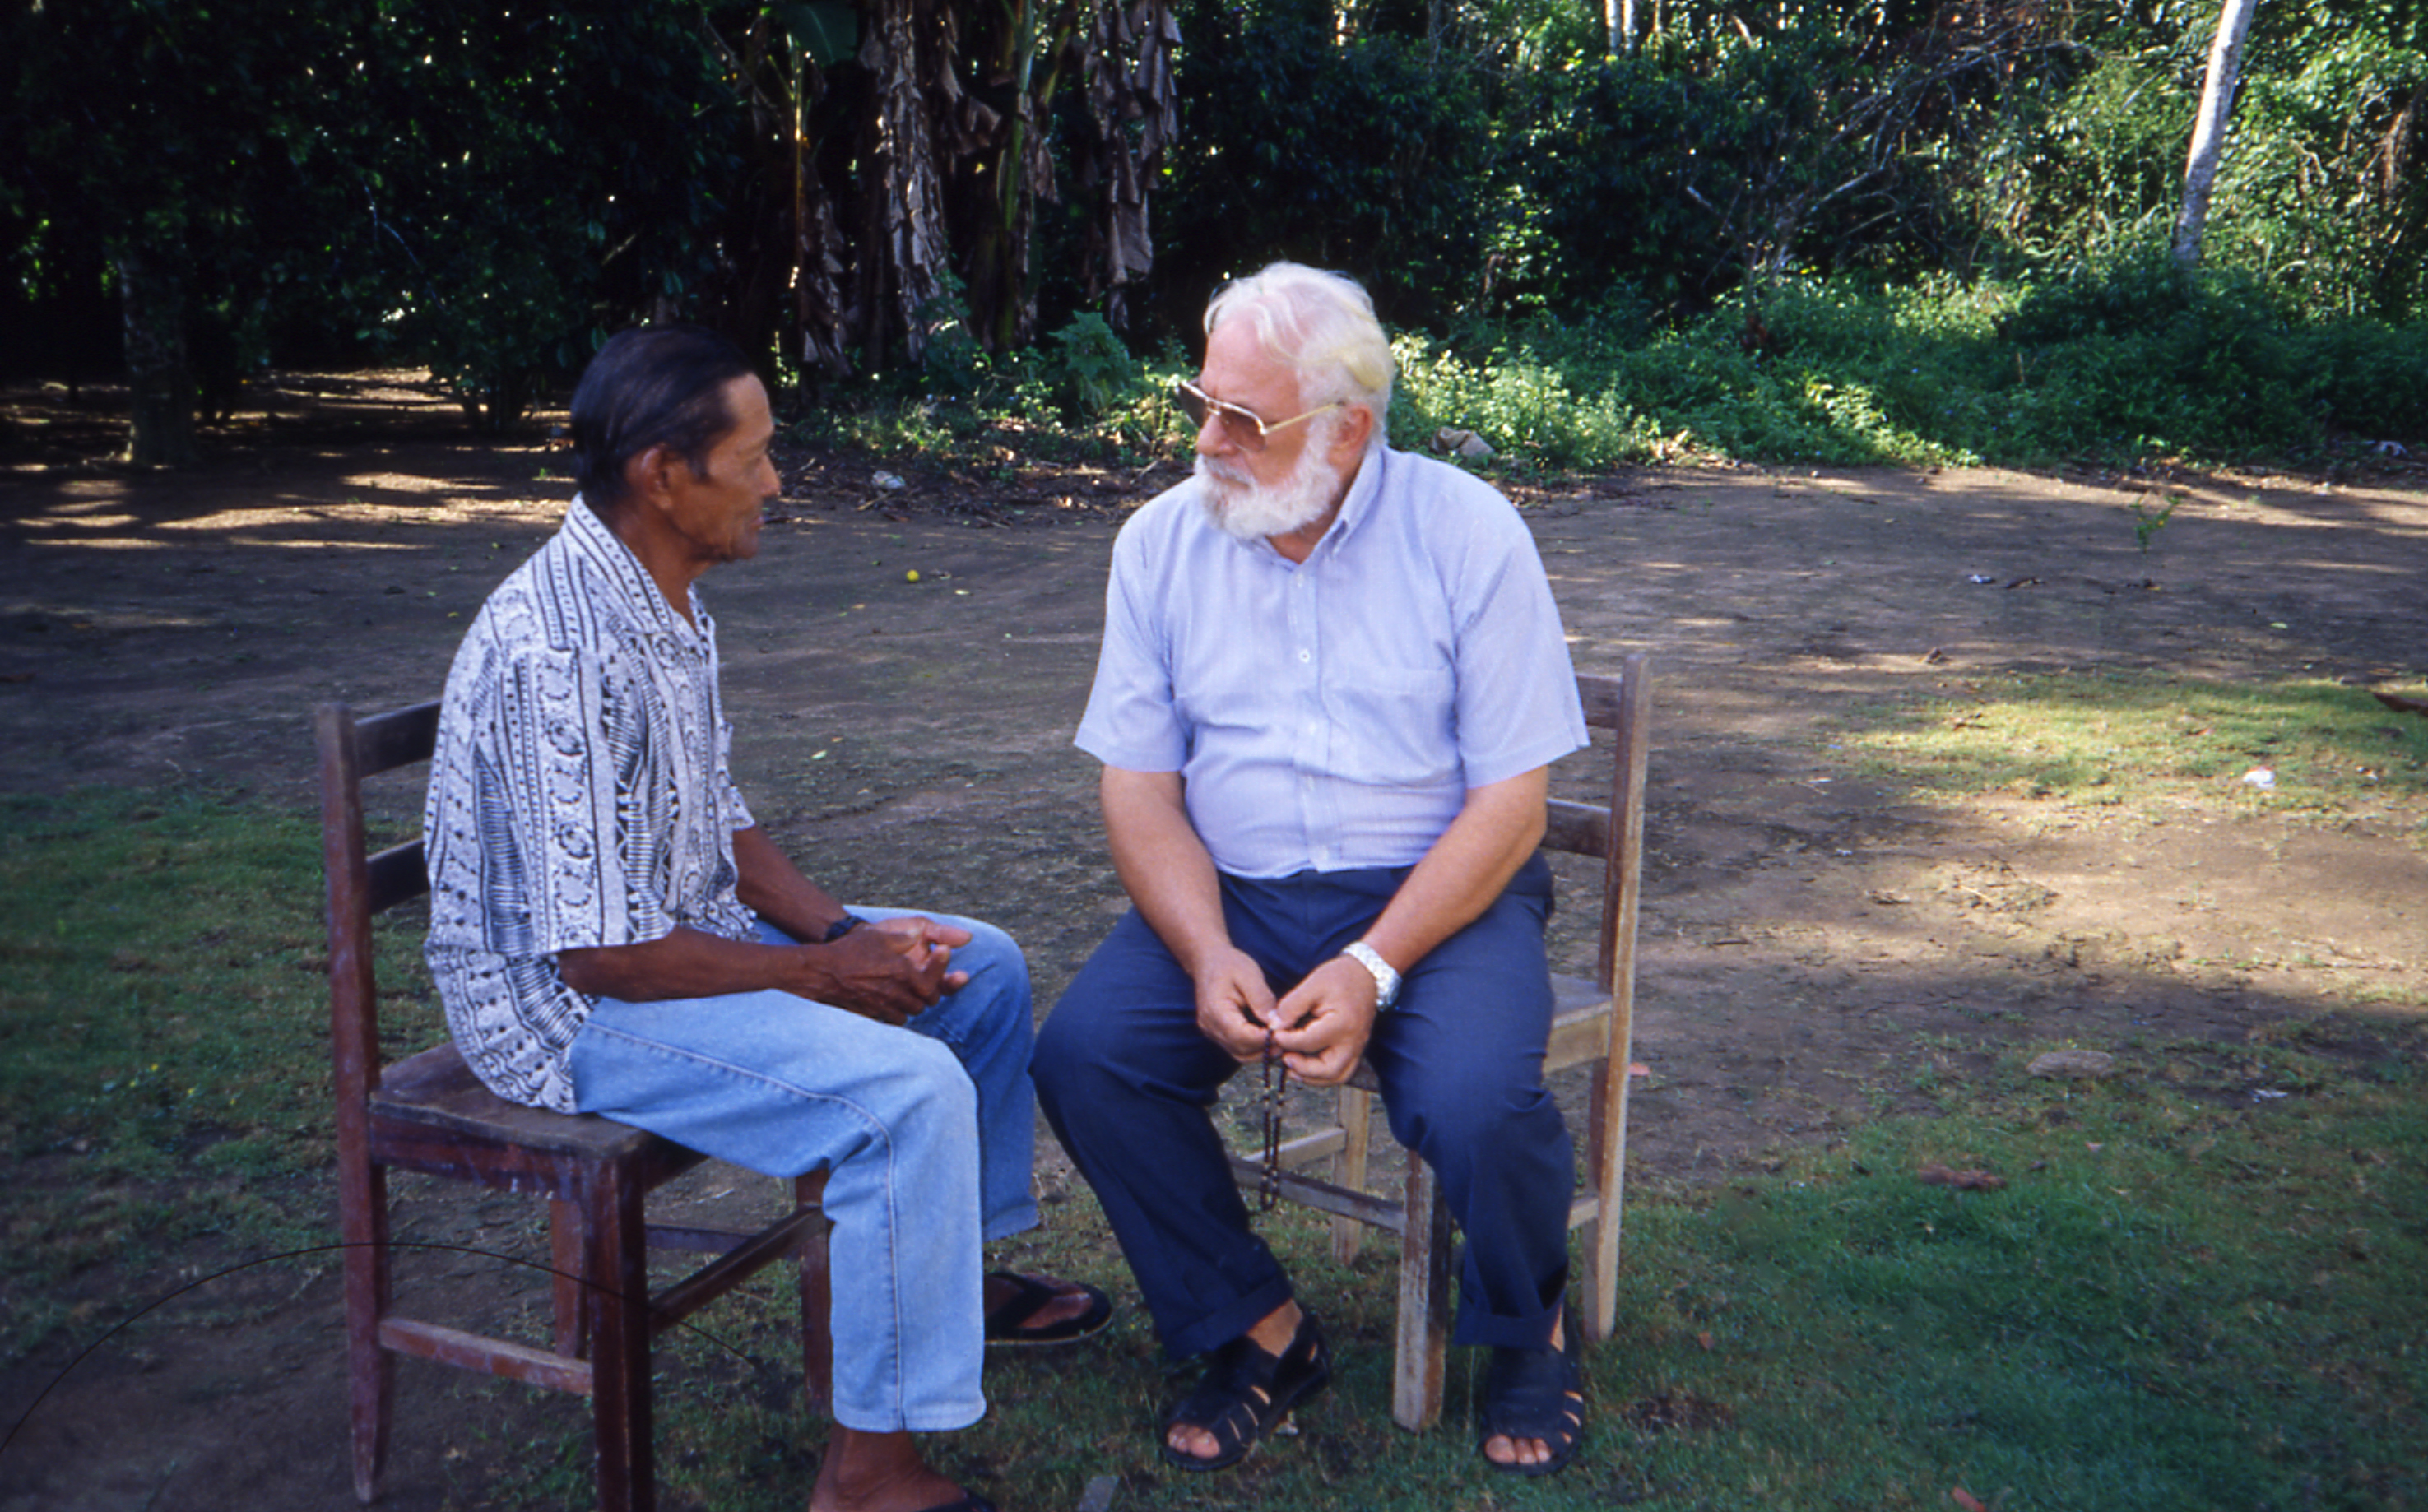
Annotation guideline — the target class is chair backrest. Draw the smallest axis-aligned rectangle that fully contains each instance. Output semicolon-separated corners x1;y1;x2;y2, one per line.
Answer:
1541;655;1652;995
314;701;442;1123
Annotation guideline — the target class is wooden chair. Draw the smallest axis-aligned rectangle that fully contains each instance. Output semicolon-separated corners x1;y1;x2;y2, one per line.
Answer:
1226;656;1651;1431
315;699;833;1512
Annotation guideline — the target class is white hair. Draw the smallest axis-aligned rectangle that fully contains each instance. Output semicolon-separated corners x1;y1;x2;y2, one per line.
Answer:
1205;262;1395;451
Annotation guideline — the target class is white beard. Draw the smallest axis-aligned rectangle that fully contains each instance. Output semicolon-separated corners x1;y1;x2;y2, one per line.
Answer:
1195;435;1343;544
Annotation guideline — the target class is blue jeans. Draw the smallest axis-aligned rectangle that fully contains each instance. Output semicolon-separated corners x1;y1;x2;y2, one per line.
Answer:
568;911;1038;1433
1034;859;1571;1359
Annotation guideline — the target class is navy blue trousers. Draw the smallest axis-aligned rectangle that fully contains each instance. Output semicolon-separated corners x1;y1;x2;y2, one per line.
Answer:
1033;856;1572;1358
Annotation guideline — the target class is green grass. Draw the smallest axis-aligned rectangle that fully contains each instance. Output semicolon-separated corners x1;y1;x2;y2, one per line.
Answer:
7;790;2425;1508
0;786;435;1348
1840;671;2428;819
532;1042;2425;1512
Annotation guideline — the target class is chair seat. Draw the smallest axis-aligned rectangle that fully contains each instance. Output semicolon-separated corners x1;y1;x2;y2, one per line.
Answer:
370;1042;671;1162
1340;974;1613;1094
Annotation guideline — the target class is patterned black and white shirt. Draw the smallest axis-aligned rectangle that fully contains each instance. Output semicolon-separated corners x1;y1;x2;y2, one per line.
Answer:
422;498;759;1111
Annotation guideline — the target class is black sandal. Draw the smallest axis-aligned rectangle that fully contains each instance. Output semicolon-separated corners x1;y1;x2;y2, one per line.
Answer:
1159;1310;1332;1473
983;1271;1113;1347
1478;1324;1585;1477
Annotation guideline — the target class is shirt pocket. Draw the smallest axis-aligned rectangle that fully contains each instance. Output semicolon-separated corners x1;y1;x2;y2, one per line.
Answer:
1326;666;1459;788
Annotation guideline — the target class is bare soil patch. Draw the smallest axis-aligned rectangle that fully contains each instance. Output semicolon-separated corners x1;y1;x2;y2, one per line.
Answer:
3;372;2424;1509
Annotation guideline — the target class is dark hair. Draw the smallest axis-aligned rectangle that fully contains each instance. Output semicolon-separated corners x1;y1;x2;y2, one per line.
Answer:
570;326;756;511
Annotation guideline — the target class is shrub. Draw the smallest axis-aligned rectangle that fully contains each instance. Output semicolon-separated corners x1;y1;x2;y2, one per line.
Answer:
1149;4;1497;337
1046;312;1144;419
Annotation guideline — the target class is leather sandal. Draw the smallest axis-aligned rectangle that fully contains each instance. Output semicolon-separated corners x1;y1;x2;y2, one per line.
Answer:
1478;1323;1585;1477
1159;1310;1332;1473
983;1271;1112;1347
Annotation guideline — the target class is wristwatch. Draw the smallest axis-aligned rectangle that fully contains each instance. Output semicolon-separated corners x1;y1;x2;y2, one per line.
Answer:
821;914;864;944
1339;939;1401;1012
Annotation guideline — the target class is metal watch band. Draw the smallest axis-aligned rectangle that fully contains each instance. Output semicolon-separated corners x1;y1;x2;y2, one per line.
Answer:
1340;939;1401;1012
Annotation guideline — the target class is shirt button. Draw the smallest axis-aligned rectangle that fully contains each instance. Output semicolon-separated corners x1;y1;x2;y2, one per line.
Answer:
1298;649;1311;662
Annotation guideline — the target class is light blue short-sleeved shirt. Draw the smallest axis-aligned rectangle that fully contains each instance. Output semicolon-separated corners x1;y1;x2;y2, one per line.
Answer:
1077;443;1588;878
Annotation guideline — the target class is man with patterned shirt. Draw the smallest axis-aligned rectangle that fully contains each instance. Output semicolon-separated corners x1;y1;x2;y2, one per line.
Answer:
1033;264;1592;1477
423;326;1103;1512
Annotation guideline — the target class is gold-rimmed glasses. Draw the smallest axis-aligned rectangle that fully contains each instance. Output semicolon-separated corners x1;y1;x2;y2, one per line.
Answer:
1172;379;1342;448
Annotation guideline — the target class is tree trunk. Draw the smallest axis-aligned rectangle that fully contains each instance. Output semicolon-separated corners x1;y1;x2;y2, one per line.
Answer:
790;43;852;381
866;0;954;367
115;244;198;470
1609;0;1635;55
2174;0;2261;267
1077;0;1177;330
958;0;1065;355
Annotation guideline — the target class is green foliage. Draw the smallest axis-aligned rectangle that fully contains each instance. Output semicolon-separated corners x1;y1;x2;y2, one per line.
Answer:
1147;0;2428;346
9;0;2426;430
3;0;745;428
1156;3;1497;332
2221;30;2428;314
2299;312;2428;439
1982;252;2428;457
1043;312;1144;418
1984;48;2195;268
831;265;2424;475
2131;492;2182;553
1966;4;2428;318
1505;50;1715;313
1386;297;1966;471
774;0;860;67
344;2;743;428
1672;267;2428;466
1391;328;1668;469
782;332;1172;471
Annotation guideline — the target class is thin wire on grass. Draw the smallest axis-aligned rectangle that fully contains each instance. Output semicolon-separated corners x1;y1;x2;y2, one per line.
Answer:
1;1240;773;1462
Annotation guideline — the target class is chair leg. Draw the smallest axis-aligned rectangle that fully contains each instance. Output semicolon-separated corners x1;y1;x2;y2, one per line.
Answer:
550;1197;583;1358
1330;1084;1374;1264
342;1162;392;1504
1390;1161;1454;1431
587;1170;656;1512
794;1172;833;1409
1581;1045;1635;1344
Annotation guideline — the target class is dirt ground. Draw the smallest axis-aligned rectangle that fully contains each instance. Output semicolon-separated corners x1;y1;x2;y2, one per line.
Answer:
3;371;2426;1510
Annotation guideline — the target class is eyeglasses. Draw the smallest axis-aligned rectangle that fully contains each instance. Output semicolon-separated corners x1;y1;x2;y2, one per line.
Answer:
1172;379;1341;447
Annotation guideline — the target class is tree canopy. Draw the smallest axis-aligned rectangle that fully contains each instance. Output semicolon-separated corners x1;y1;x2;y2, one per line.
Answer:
4;0;2421;460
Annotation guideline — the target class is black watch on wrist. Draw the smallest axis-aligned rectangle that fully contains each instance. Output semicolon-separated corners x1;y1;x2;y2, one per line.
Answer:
821;914;864;944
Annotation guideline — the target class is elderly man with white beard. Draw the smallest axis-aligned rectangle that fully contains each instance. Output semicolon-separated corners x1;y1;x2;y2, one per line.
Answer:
1033;263;1593;1477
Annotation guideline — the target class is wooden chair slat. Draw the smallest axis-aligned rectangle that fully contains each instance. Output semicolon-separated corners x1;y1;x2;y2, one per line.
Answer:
1543;797;1609;857
378;1316;594;1395
363;842;428;916
352;701;443;777
1574;671;1630;729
